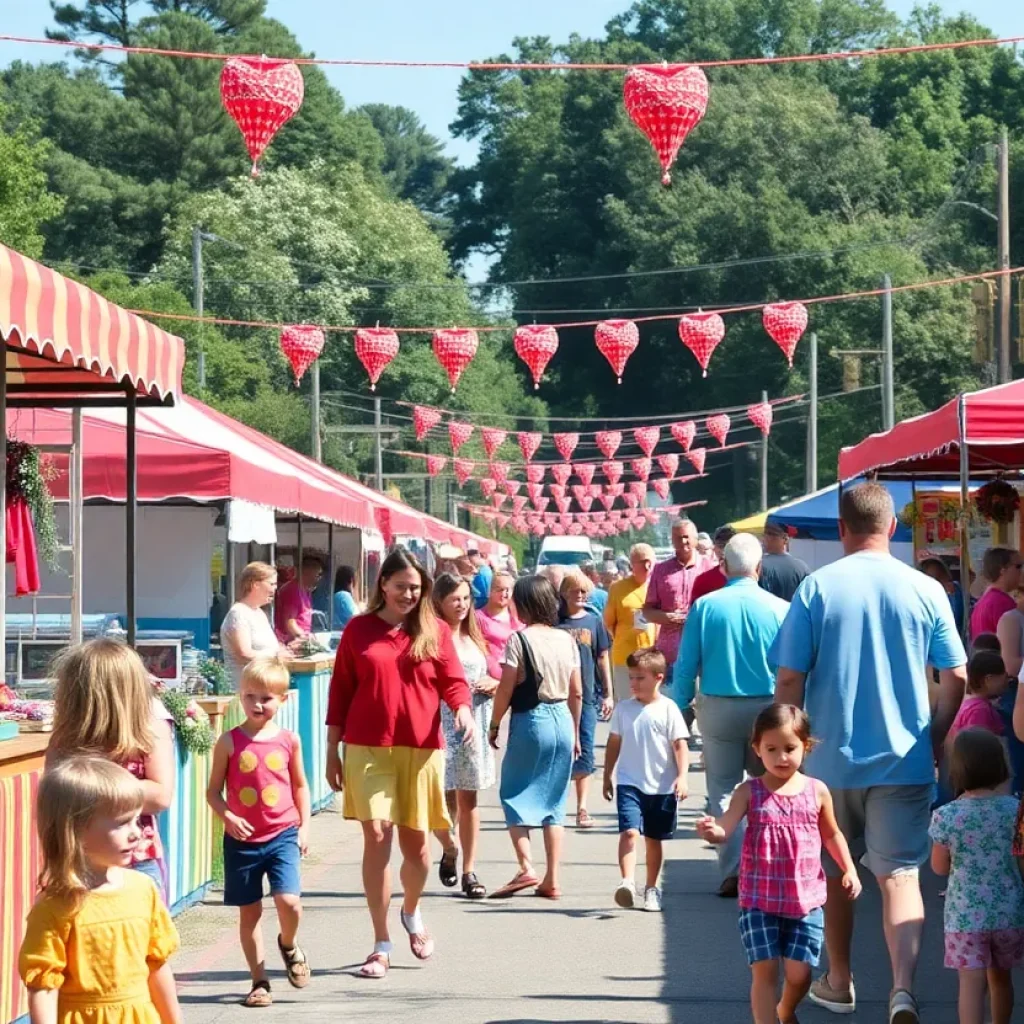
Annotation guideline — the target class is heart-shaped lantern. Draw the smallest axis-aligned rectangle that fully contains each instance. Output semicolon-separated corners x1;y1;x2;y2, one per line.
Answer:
631;458;652;482
518;432;543;462
623;64;709;186
514;325;559;389
413;405;442;441
353;328;400;391
526;464;546;485
426;455;447;477
604;461;624;486
279;325;324;384
552;464;572;486
453;458;474;487
432;328;479;391
574;463;596;487
550;483;567;500
504;479;522;497
634;426;661;457
490;461;511;486
657;453;680;478
595;320;639;384
448;420;474;453
596;430;623;458
479;477;497;499
706;414;731;447
481;427;507;459
686;448;707;475
653;478;671;501
670;420;696;452
220;57;305;176
747;401;773;436
762;303;808;368
678;312;726;377
553;433;579;460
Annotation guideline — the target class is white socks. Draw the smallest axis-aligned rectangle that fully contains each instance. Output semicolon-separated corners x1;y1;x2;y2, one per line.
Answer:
373;940;392;956
401;908;424;935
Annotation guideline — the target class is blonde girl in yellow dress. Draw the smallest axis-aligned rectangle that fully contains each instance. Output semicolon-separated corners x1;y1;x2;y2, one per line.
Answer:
19;757;180;1024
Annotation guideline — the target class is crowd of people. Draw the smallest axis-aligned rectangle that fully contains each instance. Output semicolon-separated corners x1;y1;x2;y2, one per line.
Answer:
19;484;1024;1024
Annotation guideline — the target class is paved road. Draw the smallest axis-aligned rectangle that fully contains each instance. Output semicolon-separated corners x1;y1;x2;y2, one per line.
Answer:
173;727;960;1023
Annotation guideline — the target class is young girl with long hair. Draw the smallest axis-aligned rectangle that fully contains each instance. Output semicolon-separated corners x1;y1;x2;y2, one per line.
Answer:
697;705;862;1024
325;548;475;978
431;572;499;899
19;756;180;1024
47;639;175;893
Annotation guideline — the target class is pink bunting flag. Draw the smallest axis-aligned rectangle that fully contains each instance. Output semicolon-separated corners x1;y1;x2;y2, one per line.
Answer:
413;405;442;441
653;478;671;500
603;461;624;486
657;453;680;478
552;463;572;486
503;479;522;497
550;483;566;500
479;477;497;499
526;483;544;503
574;464;596;487
533;496;550;512
600;493;617;511
629;481;647;498
670;420;696;452
706;414;731;447
426;455;447;477
596;430;623;458
512;496;528;515
518;431;543;462
553;433;580;460
448;420;474;453
490;461;510;486
747;401;773;436
453;458;474;486
526;464;546;485
633;426;661;457
686;448;707;475
578;496;594;512
481;427;507;459
631;458;652;482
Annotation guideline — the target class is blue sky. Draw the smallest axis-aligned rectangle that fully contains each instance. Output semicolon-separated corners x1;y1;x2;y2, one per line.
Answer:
0;0;1018;163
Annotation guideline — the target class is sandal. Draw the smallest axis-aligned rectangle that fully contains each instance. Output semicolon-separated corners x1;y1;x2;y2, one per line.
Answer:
438;847;458;888
535;885;562;900
277;935;310;989
461;872;486;900
488;870;540;899
401;912;435;960
242;980;272;1008
358;952;390;979
576;809;596;829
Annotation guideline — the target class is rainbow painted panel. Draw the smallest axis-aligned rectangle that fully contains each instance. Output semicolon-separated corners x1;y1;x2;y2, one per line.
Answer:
290;667;334;812
0;769;41;1024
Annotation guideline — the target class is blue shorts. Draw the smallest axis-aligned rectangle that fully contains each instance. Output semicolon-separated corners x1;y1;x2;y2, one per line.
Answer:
572;702;598;778
223;825;301;907
616;784;677;840
739;907;824;966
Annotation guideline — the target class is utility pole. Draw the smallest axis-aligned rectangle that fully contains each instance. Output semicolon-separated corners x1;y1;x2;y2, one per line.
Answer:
806;333;818;493
998;126;1012;384
191;226;205;390
310;360;321;462
882;274;895;429
373;397;384;491
760;388;769;512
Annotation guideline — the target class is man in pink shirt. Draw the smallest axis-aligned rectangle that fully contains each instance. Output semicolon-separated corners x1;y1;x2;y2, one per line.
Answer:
969;546;1021;641
274;556;323;643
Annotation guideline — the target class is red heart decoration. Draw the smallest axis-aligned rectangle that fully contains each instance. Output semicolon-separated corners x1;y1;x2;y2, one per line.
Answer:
448;421;474;453
553;433;579;460
220;57;305;175
353;328;400;390
686;448;707;475
279;325;324;384
633;426;661;457
453;458;474;486
481;428;507;459
514;325;559;388
658;453;680;478
671;421;696;452
595;321;639;383
706;414;731;447
596;430;623;458
432;328;479;391
747;401;773;436
762;303;809;368
573;464;596;487
678;312;726;377
623;65;709;186
518;432;543;462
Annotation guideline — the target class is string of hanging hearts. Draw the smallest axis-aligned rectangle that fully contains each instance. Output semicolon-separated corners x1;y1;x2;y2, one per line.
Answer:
463;500;708;538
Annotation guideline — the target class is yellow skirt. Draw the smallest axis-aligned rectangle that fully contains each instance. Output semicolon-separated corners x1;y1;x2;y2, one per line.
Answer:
342;744;451;832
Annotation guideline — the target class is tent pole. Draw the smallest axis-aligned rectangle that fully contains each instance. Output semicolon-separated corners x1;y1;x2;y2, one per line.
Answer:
0;355;6;680
126;388;137;647
71;408;83;645
958;394;971;638
327;522;334;631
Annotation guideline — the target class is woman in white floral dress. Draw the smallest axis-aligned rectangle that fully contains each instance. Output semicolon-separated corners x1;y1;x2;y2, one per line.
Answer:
432;572;498;898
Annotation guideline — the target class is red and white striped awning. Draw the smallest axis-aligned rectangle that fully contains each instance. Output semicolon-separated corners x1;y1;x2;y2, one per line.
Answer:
0;245;184;405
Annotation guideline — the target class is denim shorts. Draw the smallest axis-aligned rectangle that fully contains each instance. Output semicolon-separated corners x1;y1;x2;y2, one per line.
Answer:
223;825;301;906
739;907;824;966
572;702;598;778
616;784;677;840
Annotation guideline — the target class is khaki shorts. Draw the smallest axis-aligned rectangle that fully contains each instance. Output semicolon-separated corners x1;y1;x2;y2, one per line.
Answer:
612;664;633;703
823;784;932;879
343;744;451;833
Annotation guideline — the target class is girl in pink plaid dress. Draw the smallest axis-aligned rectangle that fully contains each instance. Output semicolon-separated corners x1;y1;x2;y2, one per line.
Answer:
698;705;862;1024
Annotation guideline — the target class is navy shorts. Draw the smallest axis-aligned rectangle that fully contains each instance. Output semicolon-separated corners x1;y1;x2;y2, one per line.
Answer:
572;702;598;778
739;907;824;966
223;825;301;906
616;784;677;840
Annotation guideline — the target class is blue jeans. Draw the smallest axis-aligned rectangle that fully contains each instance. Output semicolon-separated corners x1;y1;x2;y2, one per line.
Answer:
1000;683;1024;794
572;702;597;778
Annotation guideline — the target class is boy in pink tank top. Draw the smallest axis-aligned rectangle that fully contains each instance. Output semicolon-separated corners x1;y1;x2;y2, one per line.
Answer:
208;658;312;1007
697;706;862;1024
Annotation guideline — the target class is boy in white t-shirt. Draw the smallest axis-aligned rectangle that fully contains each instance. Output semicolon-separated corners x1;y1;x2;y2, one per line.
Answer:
603;647;689;913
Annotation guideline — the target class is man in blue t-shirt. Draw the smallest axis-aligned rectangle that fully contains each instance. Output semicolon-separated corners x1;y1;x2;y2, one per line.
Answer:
466;549;493;610
771;482;966;1023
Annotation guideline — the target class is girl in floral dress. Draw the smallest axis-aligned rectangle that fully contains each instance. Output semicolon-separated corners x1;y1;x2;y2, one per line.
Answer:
930;728;1024;1024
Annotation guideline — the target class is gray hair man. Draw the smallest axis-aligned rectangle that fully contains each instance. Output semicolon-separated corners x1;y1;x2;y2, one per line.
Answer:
673;533;790;897
771;482;967;1021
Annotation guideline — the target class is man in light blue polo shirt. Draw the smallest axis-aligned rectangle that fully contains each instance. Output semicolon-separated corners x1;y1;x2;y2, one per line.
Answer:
771;482;966;1024
674;533;789;897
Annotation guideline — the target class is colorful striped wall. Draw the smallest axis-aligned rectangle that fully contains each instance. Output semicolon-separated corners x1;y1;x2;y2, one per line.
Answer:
0;770;41;1024
290;666;334;812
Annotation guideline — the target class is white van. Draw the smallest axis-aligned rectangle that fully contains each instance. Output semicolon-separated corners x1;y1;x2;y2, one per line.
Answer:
537;536;595;568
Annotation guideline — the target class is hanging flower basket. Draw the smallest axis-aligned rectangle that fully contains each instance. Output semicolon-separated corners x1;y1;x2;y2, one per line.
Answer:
974;479;1020;524
7;439;59;569
155;683;213;757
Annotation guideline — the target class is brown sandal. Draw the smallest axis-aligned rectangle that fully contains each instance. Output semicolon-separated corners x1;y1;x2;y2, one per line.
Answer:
277;935;310;989
242;980;272;1007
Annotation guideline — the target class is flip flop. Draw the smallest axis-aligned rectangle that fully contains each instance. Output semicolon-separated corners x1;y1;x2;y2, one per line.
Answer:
488;870;540;899
535;886;562;900
358;952;390;979
242;980;272;1007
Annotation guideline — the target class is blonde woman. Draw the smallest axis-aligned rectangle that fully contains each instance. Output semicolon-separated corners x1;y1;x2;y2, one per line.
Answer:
220;562;293;689
325;549;475;977
47;639;175;893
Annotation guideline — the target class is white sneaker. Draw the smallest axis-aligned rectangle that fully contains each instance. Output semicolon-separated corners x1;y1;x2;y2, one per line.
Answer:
643;886;662;912
614;880;636;909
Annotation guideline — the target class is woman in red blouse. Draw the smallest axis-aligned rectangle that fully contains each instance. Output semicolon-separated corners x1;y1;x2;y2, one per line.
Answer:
325;549;475;979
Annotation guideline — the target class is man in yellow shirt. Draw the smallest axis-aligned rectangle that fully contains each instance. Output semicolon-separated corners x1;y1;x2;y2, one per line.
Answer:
604;543;658;701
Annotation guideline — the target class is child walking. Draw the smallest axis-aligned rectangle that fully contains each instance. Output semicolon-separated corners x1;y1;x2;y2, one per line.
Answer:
697;705;861;1024
602;647;688;913
930;728;1024;1024
948;651;1010;743
207;657;312;1006
19;756;181;1024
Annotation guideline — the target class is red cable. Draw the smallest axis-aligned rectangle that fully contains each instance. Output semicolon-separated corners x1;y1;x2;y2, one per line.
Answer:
2;32;1021;69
